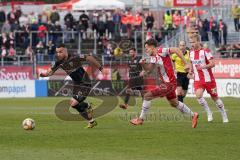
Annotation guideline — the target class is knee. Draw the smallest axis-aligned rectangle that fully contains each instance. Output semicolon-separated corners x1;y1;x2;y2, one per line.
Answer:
143;93;152;101
170;100;178;107
70;98;79;107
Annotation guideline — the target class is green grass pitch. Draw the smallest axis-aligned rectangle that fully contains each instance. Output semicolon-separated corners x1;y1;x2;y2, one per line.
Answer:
0;97;239;160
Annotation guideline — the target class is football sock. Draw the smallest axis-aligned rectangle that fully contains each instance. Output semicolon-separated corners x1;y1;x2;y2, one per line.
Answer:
139;100;151;120
215;98;228;118
176;101;194;116
197;97;212;114
124;94;130;105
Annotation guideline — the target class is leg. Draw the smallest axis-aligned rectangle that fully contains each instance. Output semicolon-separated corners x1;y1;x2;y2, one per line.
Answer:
206;82;229;123
119;88;132;109
195;88;213;122
166;90;198;128
130;91;155;125
71;83;97;128
177;86;184;102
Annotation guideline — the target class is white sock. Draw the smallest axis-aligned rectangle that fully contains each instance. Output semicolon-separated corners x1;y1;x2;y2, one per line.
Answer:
215;98;228;118
197;97;212;114
89;119;95;123
176;101;194;116
139;100;151;120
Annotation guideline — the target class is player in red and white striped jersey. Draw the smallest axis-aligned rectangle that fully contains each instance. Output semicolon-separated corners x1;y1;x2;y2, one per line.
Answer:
188;34;229;123
130;38;199;128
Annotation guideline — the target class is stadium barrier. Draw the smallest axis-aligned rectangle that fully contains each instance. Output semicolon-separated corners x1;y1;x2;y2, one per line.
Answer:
187;79;240;97
0;79;240;98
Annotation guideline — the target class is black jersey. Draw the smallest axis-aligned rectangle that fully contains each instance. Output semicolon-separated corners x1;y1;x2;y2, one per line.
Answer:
51;53;90;83
127;56;143;88
128;56;142;79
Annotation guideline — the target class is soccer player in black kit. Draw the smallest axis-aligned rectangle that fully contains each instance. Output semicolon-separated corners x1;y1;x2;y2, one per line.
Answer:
119;48;144;109
40;44;102;128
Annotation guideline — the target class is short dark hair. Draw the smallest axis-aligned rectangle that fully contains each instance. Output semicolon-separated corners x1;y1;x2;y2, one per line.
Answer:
56;43;66;48
129;48;136;52
144;38;158;47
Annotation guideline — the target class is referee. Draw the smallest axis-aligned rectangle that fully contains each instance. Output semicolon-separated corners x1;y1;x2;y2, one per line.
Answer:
171;41;190;103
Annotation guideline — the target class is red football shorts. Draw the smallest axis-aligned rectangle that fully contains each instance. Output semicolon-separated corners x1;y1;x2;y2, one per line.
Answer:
194;81;218;97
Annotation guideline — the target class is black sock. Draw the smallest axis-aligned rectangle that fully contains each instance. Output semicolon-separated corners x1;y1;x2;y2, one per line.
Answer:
73;102;91;120
178;95;183;102
124;94;130;105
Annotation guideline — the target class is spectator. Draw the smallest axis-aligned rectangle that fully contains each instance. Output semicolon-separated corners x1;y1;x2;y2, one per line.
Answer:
19;14;29;27
46;40;55;61
134;12;142;32
198;20;208;41
79;11;89;30
164;10;172;30
25;46;33;62
173;10;181;28
106;14;115;39
113;9;121;37
126;11;134;38
36;41;45;62
146;11;155;31
38;24;47;43
7;10;16;24
97;17;106;38
30;20;39;46
231;4;240;31
46;21;54;42
28;12;37;24
50;9;60;24
91;10;99;32
210;17;219;47
75;21;86;39
219;19;227;45
0;8;6;28
1;32;12;59
14;6;22;22
40;11;49;25
53;21;62;44
64;11;74;30
1;20;11;34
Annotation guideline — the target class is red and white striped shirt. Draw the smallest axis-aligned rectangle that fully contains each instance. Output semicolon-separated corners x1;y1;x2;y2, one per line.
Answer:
190;49;215;82
147;47;176;83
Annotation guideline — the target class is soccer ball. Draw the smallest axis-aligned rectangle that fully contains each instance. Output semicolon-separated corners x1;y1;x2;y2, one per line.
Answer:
22;118;35;130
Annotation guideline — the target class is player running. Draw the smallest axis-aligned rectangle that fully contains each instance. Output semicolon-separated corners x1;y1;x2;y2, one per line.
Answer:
188;34;229;123
171;41;190;102
130;38;199;128
39;44;103;128
119;48;144;109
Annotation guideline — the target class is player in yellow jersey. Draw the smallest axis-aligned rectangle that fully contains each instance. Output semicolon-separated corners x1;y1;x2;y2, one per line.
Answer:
171;41;190;102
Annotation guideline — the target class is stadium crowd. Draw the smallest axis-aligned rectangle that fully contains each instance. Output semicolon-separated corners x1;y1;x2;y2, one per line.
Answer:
0;5;239;63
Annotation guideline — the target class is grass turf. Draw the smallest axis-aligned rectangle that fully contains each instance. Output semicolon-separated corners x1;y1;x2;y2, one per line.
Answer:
0;97;239;160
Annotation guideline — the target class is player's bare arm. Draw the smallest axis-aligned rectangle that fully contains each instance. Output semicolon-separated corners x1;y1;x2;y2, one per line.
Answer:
187;61;194;79
200;59;215;69
39;68;56;77
140;62;155;77
170;47;190;71
86;55;103;71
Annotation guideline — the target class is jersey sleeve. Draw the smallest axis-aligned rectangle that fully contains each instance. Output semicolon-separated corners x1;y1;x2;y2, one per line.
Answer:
51;61;61;72
158;47;170;57
204;50;213;60
171;53;177;61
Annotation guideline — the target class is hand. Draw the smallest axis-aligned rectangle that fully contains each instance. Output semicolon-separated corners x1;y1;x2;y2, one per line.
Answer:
39;72;48;77
195;65;202;70
139;58;146;64
184;63;190;72
139;71;145;77
187;72;194;79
